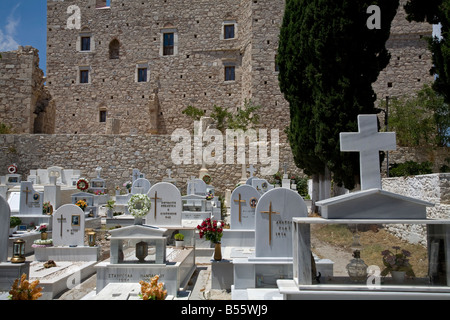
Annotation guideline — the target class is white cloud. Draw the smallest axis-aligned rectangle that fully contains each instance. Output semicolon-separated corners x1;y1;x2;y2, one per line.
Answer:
0;3;21;52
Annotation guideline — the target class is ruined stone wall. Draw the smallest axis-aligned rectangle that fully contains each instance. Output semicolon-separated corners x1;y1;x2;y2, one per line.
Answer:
373;0;434;103
0;46;54;134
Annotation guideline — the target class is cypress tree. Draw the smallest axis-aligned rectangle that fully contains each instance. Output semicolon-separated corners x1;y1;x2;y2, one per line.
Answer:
278;0;399;190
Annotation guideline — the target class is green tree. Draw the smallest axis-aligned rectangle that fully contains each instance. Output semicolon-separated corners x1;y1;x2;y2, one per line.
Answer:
277;0;399;190
382;85;449;147
405;0;450;104
181;105;205;121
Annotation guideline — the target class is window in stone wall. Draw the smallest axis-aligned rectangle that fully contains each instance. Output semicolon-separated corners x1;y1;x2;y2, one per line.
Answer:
222;21;237;40
79;67;91;84
138;68;148;82
99;110;107;123
225;65;236;82
81;36;91;51
163;32;174;56
109;39;120;59
135;63;149;83
160;25;178;57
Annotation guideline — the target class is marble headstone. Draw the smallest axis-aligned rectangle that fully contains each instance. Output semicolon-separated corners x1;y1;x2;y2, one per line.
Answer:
146;182;182;227
252;178;274;195
52;204;85;247
187;178;207;196
0;196;11;262
19;182;43;215
230;185;261;230
255;188;308;258
131;178;151;195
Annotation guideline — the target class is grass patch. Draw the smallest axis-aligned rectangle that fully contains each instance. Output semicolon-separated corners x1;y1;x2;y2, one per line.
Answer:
312;224;429;277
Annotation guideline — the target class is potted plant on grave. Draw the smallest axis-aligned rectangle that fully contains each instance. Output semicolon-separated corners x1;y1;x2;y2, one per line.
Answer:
42;202;53;215
76;199;88;212
105;200;116;218
381;246;415;282
9;216;22;236
174;233;185;248
39;224;48;240
139;275;167;300
123;181;132;193
197;218;224;260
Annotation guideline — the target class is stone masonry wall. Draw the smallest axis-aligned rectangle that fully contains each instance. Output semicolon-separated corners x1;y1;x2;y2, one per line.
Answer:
0;133;301;196
0;46;55;134
46;0;431;139
382;174;450;246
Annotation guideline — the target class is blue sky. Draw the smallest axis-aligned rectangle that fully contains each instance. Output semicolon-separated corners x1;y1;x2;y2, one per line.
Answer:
0;1;47;73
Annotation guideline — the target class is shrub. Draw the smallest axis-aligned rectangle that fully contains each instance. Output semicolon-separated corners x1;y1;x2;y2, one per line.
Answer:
389;161;433;177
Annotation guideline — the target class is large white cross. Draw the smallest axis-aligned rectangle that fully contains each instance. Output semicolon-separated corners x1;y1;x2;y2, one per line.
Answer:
340;114;396;190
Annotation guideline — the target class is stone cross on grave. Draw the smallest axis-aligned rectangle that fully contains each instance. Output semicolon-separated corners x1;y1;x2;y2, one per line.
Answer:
234;193;246;222
96;166;102;179
247;165;256;178
57;215;67;237
166;169;172;179
340;114;396;190
22;186;31;205
260;201;280;245
151;191;162;219
282;162;288;178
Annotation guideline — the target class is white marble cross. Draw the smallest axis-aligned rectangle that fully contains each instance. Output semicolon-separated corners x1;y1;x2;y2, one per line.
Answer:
340;114;396;190
247;165;256;178
166;169;172;179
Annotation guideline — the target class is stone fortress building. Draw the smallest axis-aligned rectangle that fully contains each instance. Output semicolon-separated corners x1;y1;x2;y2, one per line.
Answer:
44;0;433;136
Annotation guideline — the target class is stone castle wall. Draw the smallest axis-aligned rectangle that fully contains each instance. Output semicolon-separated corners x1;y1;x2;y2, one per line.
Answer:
0;46;55;134
373;0;434;103
0;133;301;195
46;0;288;136
46;0;432;138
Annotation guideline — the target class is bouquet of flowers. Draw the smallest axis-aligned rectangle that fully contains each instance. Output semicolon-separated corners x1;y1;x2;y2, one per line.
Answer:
38;224;47;233
123;181;132;192
43;202;53;215
197;218;223;244
9;274;43;300
206;191;214;200
381;246;415;277
139;275;167;300
128;194;151;218
76;200;87;211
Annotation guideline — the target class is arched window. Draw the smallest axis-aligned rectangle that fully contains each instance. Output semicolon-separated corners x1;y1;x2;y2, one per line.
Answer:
109;39;120;59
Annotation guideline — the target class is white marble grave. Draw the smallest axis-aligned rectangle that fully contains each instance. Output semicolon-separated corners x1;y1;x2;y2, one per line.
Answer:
95;224;195;297
252;178;274;195
230;184;260;230
145;182;182;227
0;196;30;291
52;204;85;247
131;178;151;195
19;182;43;216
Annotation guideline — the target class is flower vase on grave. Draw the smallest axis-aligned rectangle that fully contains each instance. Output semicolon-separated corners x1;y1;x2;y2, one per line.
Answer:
41;232;48;240
391;271;406;283
214;242;222;261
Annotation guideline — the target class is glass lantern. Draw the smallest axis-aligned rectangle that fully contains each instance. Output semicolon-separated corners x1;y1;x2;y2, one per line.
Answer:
136;241;148;263
11;239;26;263
87;231;96;247
346;250;368;283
